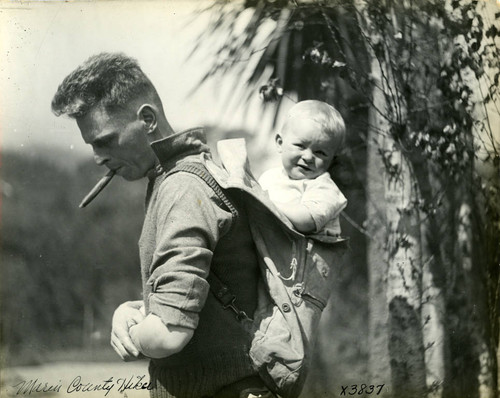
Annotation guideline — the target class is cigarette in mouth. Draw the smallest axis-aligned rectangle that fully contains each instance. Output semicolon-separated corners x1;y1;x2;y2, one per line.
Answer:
79;170;116;208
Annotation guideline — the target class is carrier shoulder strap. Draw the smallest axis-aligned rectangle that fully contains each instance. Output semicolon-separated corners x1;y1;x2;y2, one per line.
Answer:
165;162;238;221
164;161;250;322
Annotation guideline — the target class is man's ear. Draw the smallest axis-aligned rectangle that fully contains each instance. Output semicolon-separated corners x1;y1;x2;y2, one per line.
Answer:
275;133;283;153
138;104;157;134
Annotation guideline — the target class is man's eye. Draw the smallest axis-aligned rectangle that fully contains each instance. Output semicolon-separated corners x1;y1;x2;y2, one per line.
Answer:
315;150;327;156
93;136;115;148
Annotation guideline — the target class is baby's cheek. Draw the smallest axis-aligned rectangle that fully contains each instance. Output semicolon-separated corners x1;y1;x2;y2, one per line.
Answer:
316;159;327;169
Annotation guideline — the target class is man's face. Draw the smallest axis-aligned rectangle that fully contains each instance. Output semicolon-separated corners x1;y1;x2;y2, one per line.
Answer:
77;104;156;181
276;117;337;180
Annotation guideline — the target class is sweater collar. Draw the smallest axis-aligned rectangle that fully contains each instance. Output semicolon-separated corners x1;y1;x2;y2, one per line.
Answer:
148;127;210;178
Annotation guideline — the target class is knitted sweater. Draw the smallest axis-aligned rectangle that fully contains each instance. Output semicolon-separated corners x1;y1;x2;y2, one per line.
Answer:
139;128;260;398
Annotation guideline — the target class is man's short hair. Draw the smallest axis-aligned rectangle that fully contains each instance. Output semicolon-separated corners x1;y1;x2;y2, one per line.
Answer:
285;100;346;152
52;52;160;118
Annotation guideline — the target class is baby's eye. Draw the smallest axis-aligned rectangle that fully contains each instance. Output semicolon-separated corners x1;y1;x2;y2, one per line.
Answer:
293;143;305;149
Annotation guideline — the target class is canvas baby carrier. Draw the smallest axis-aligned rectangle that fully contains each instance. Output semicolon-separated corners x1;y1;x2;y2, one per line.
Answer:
166;139;348;398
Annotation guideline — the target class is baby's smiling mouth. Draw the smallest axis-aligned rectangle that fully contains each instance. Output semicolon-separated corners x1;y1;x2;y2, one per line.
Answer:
297;164;312;171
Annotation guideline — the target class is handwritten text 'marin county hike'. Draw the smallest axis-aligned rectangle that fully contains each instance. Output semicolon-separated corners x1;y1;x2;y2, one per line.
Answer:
13;375;153;396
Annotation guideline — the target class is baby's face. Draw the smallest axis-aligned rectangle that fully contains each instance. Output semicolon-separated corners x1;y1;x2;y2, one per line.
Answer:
276;117;337;180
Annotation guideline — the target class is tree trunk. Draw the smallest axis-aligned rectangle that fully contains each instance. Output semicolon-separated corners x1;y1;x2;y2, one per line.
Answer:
359;2;447;396
366;99;391;390
420;222;446;398
368;51;426;397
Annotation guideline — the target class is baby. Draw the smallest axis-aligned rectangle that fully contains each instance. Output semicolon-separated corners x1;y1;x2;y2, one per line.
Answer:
259;100;347;236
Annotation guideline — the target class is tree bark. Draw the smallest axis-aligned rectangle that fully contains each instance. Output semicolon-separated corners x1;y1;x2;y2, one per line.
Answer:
366;101;391;390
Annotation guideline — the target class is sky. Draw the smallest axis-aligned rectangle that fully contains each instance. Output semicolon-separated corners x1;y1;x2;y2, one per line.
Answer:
0;0;283;164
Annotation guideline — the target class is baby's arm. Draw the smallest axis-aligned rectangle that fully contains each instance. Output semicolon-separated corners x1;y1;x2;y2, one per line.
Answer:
301;176;347;233
129;314;193;359
258;168;317;233
273;201;316;233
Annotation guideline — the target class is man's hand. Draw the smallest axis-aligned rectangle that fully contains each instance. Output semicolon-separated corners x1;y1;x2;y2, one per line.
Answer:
111;300;145;361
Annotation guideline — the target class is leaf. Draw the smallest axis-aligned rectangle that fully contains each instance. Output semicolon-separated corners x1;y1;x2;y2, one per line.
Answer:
332;60;347;68
485;25;498;39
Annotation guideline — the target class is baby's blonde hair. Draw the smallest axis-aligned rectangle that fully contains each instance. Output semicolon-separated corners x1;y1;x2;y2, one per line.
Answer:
283;100;346;153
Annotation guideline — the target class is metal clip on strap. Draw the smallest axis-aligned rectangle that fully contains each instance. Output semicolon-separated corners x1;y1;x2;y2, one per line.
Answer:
208;273;251;322
226;299;252;322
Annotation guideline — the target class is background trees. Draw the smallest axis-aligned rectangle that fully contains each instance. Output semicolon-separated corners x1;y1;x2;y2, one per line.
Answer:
1;152;146;363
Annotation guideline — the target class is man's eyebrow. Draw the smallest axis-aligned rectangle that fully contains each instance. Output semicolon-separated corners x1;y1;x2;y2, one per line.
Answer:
92;131;116;146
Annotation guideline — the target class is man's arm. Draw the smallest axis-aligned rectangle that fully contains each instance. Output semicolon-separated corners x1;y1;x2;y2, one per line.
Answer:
129;314;193;358
111;301;192;360
126;172;233;359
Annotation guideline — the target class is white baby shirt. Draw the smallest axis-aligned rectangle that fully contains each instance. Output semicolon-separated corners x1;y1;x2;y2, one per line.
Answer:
258;167;347;235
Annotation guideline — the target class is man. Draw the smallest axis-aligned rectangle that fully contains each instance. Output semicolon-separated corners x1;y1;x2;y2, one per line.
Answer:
52;53;267;398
